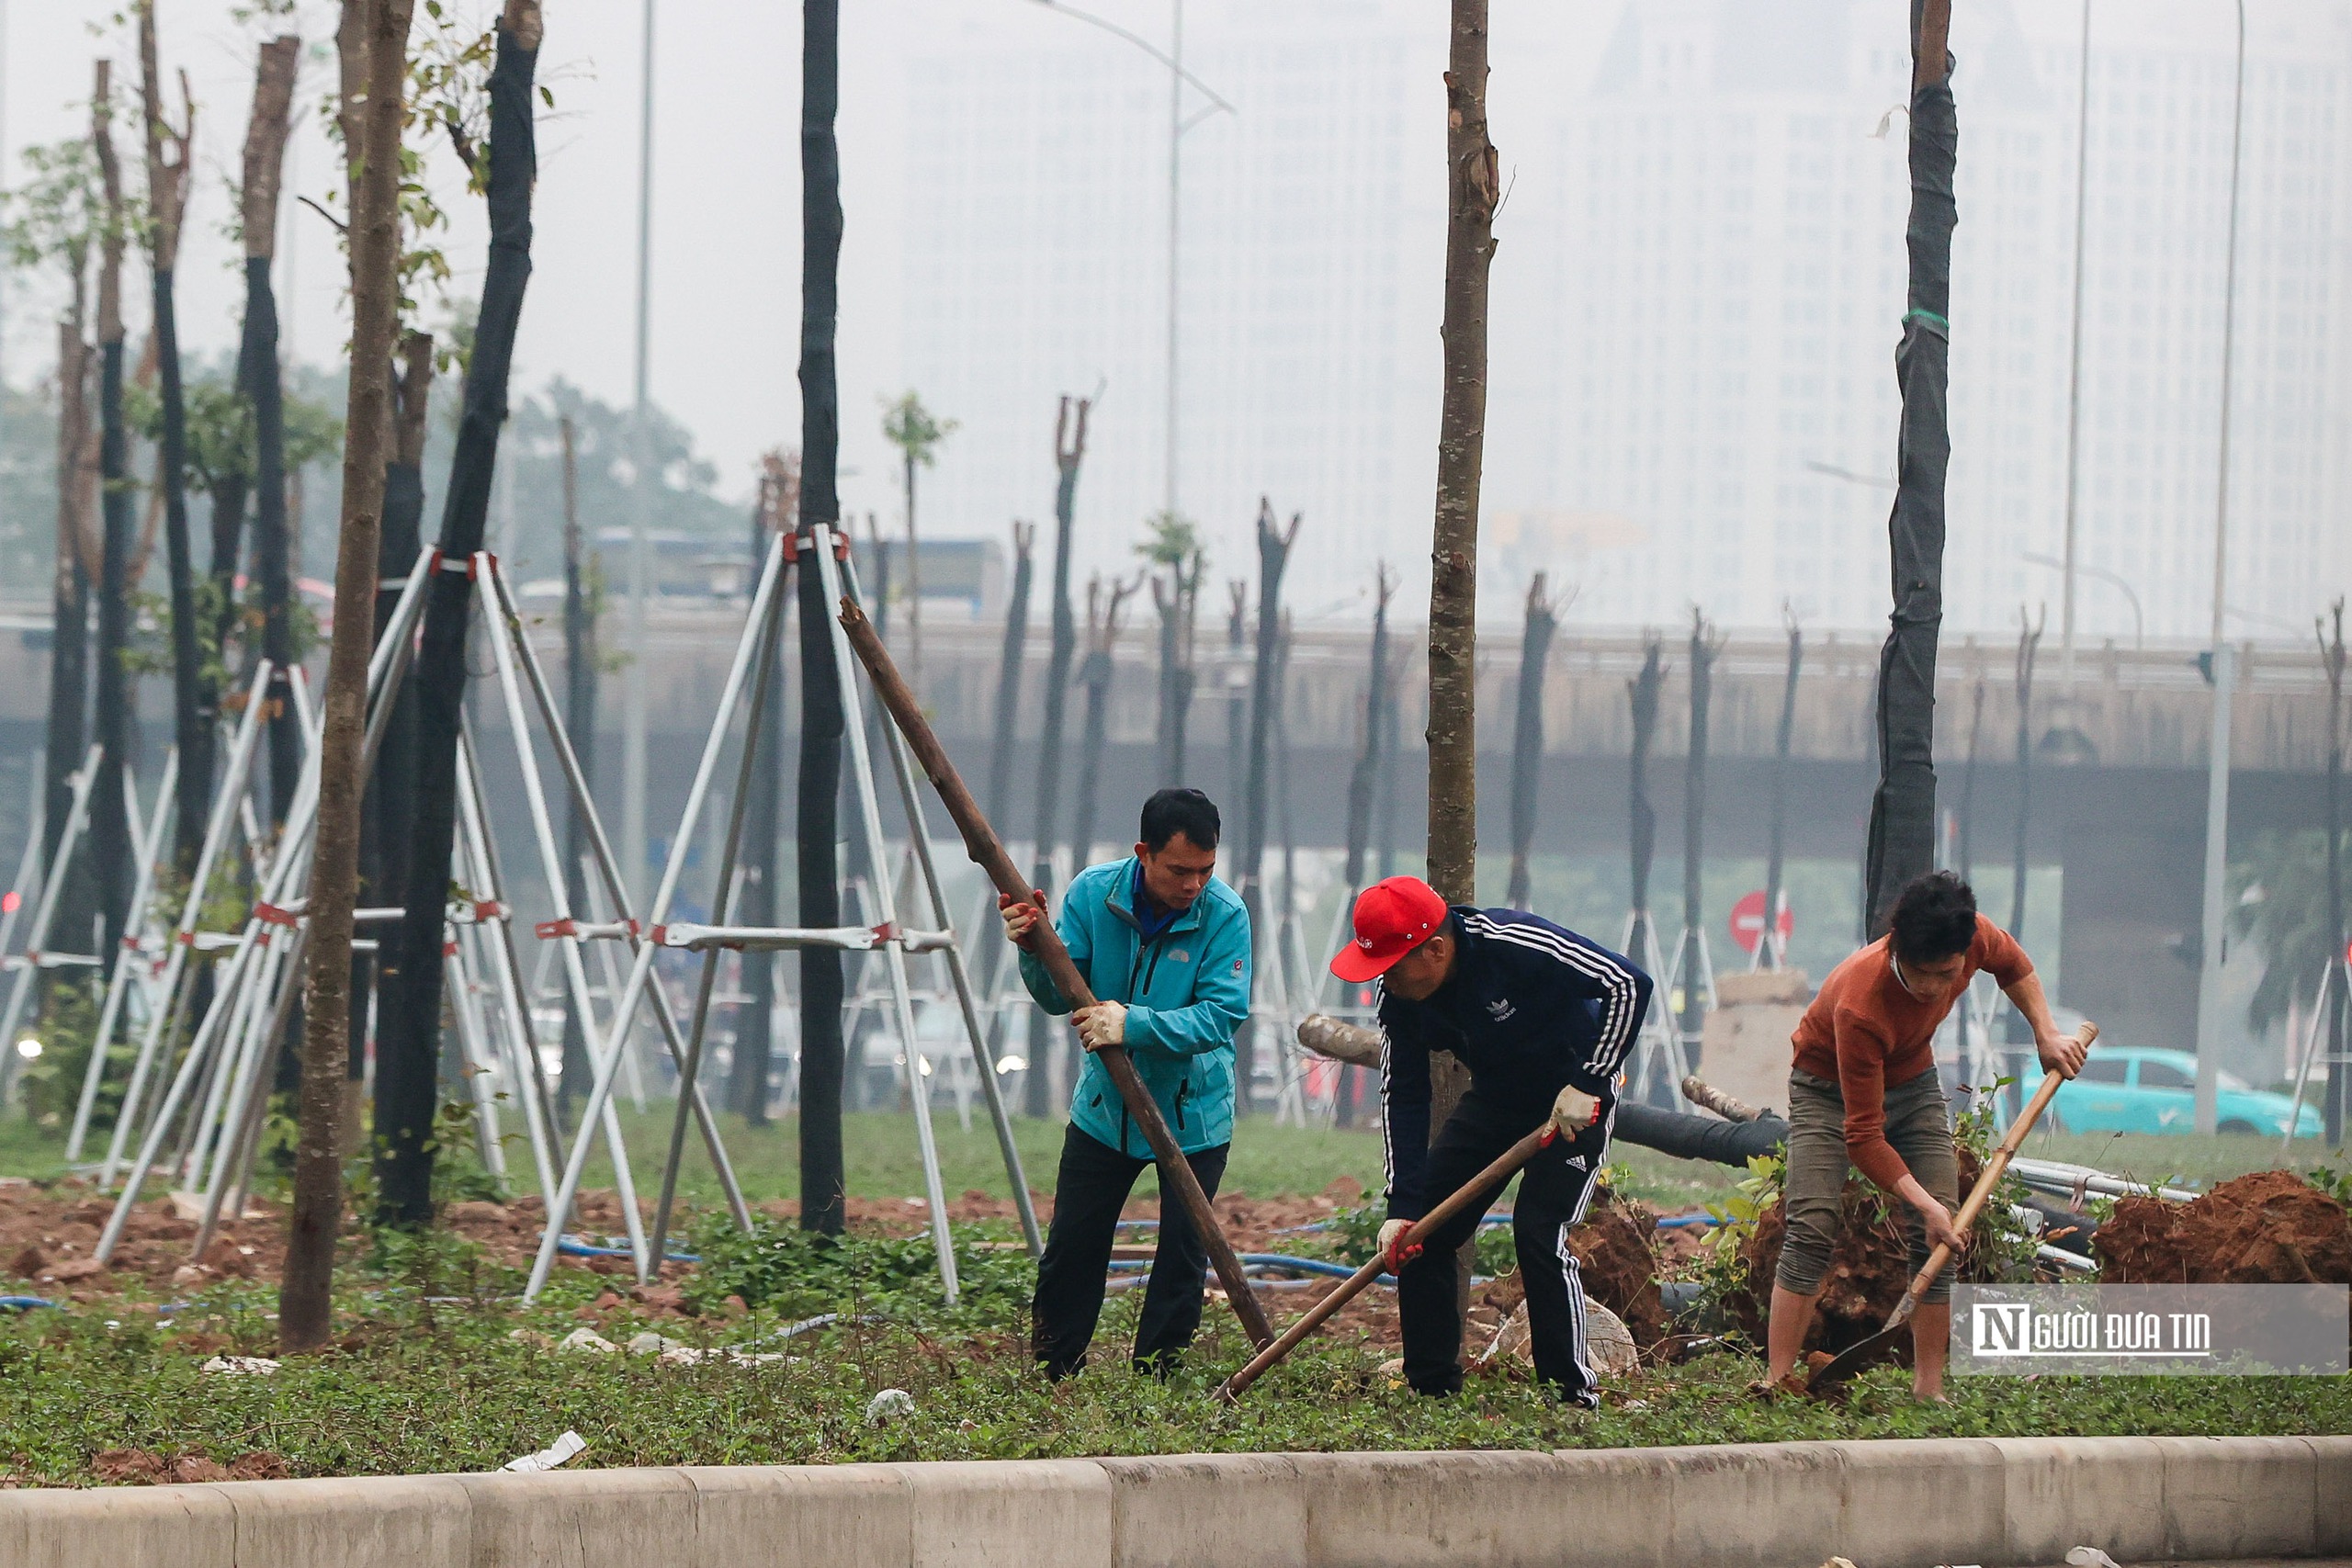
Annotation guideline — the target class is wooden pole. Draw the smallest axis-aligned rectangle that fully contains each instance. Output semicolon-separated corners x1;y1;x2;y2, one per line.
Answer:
839;599;1274;1350
1217;1122;1552;1400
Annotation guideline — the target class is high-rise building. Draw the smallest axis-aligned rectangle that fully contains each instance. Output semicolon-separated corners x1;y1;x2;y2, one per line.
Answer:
900;0;2352;637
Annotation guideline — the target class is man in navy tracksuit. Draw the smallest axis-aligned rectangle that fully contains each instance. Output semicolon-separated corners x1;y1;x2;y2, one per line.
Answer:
1333;875;1652;1404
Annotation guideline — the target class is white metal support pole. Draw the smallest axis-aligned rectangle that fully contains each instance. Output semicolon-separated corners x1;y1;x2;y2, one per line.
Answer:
480;555;746;1222
646;558;787;1267
523;537;785;1302
66;747;177;1157
0;744;103;1079
456;726;563;1193
872;666;1043;1256
0;790;45;967
95;555;428;1251
817;525;959;1301
104;665;274;1174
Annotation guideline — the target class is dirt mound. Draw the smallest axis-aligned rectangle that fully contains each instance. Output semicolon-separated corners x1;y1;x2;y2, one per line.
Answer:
1731;1179;1915;1353
2096;1169;2352;1284
1564;1191;1667;1346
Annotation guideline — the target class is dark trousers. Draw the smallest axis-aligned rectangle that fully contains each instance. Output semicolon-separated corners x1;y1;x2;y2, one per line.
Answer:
1032;1123;1230;1379
1396;1086;1613;1404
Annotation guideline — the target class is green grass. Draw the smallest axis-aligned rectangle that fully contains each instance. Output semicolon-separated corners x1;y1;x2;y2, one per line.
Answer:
0;1232;2340;1485
4;1106;2330;1217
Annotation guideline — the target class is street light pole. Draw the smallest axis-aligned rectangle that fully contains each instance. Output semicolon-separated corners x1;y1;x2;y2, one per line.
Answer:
1165;0;1181;517
624;0;657;903
2059;0;2092;694
2194;0;2248;1136
1028;1;1229;520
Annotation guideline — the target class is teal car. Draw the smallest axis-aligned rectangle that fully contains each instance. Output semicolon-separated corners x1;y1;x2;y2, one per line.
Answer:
2051;1046;2324;1139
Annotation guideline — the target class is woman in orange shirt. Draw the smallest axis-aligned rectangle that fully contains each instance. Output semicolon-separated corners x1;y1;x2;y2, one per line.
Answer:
1761;872;2085;1401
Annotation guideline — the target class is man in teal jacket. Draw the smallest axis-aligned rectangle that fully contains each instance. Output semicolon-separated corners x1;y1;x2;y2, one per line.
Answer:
1000;786;1250;1378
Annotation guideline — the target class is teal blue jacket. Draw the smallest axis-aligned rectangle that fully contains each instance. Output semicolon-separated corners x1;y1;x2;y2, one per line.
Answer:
1018;857;1250;1156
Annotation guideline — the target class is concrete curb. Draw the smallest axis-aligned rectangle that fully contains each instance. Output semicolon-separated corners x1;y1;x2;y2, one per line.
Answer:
0;1435;2342;1566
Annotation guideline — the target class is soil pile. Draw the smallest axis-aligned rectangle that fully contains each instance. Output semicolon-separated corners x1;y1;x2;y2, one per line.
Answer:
1730;1180;1915;1353
2096;1169;2351;1284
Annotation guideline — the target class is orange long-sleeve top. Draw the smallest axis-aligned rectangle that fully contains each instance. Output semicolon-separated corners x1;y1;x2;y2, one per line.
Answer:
1789;915;2033;1190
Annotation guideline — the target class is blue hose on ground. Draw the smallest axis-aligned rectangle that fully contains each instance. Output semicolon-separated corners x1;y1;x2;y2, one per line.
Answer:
558;1235;702;1263
0;1295;54;1312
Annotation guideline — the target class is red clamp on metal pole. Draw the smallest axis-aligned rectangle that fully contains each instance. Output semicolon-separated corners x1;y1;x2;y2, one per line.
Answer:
832;529;851;559
649;924;668;946
256;903;299;928
781;532;802;563
626;919;641;938
177;931;195;946
535;918;577;940
473;898;504;922
870;921;898;944
443;939;458;956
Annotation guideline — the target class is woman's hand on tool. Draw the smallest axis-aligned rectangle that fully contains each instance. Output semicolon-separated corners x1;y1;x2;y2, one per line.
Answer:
1073;1000;1127;1052
998;889;1046;949
1919;1198;1969;1257
1375;1218;1421;1271
1551;1084;1600;1137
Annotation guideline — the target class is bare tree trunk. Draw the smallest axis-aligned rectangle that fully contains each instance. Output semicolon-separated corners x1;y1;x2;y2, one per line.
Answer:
1757;620;1803;971
1505;575;1555;910
1023;397;1085;1118
1679;614;1719;1053
986;521;1034;828
1956;667;1985;884
1427;0;1499;1308
250;22;300;829
215;32;297;843
1860;0;1957;938
2007;611;2043;937
90;65;137;960
902;449;923;693
374;0;536;1230
1068;574;1136;866
2003;609;2044;1087
1342;565;1396;893
1236;502;1299;1105
1426;0;1499;911
355;331;431;1120
43;316;95;941
731;457;791;1123
138;7;206;871
797;0;848;1229
1225;579;1248;810
557;415;593;1117
279;0;417;1353
1626;636;1666;1099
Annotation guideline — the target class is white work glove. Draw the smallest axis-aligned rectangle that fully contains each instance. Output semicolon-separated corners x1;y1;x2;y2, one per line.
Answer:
1073;999;1127;1052
998;890;1046;949
1551;1084;1600;1139
1375;1218;1422;1271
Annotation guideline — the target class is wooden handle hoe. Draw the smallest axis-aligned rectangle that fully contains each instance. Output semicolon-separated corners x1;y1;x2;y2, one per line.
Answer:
1214;1122;1556;1402
1806;1021;2098;1396
838;600;1275;1351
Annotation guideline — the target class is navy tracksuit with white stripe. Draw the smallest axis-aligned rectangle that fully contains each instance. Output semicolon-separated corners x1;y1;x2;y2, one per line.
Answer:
1379;907;1653;1403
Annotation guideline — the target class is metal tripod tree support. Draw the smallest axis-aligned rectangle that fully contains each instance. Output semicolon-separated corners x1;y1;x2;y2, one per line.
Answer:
95;557;434;1261
70;670;275;1165
640;525;1040;1282
473;551;750;1287
0;745;107;1093
1619;908;1687;1104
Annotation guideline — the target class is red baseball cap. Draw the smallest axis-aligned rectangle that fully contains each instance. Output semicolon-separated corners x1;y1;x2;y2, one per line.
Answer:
1330;875;1452;984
